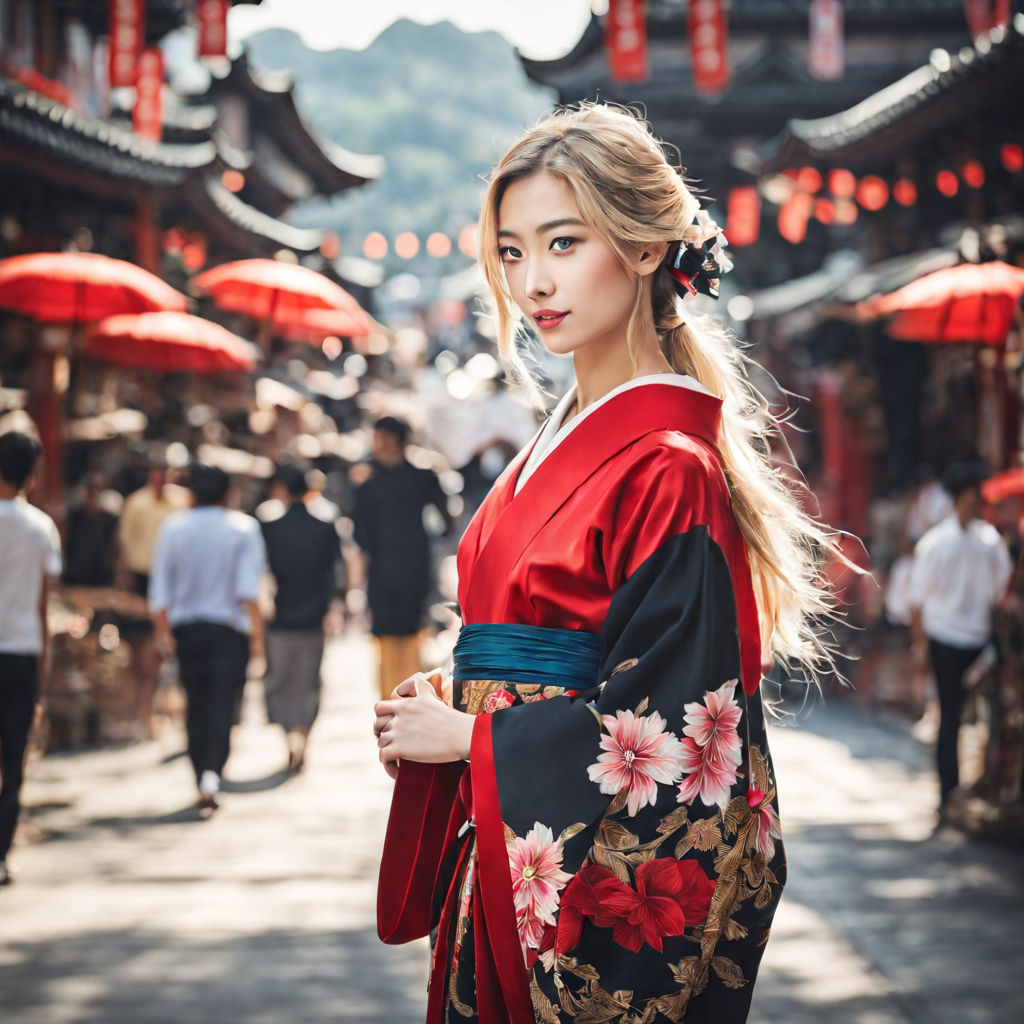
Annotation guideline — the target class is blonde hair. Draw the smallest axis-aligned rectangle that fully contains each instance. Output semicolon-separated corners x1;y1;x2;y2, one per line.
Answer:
479;102;843;675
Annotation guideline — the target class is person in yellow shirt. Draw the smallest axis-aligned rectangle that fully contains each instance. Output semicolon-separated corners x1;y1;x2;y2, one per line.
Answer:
118;459;189;596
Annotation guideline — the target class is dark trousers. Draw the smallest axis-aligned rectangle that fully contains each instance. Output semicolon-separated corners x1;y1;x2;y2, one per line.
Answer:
0;653;39;861
174;623;248;785
928;638;984;804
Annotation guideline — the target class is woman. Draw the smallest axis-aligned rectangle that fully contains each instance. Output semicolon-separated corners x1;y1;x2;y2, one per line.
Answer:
373;103;839;1024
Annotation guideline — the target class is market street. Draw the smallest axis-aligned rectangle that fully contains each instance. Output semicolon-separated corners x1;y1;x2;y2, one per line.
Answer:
1;635;1021;1024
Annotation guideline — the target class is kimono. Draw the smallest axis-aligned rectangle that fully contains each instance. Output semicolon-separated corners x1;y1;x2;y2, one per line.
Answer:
378;376;786;1024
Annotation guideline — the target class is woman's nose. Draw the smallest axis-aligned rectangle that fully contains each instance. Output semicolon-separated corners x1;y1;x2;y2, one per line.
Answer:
525;260;553;300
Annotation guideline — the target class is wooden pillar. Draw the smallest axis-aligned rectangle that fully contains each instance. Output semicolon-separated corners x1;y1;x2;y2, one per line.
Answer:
135;199;160;274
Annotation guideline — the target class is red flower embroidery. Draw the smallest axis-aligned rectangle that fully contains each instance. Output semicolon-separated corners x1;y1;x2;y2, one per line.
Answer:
482;688;516;713
556;859;715;955
746;787;782;859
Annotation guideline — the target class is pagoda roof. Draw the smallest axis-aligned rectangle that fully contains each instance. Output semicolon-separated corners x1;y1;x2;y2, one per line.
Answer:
754;19;1024;171
190;175;326;256
0;78;215;195
204;54;384;197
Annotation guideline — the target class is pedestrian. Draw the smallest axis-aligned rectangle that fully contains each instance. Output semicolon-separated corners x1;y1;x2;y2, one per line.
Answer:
0;432;61;886
148;463;265;815
909;460;1012;820
372;103;842;1022
259;462;342;773
62;473;118;587
118;455;188;597
352;416;453;700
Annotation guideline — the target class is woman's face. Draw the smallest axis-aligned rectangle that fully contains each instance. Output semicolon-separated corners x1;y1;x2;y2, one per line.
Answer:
496;170;641;360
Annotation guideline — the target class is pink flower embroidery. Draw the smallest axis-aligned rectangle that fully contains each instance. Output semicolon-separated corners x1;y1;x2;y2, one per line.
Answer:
482;688;515;713
745;787;782;859
676;680;743;808
507;822;572;952
587;709;686;817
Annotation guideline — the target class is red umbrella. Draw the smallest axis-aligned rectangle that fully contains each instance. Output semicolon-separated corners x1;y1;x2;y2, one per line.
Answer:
0;251;188;322
278;305;375;344
859;261;1024;345
982;467;1024;505
85;312;258;373
193;259;362;324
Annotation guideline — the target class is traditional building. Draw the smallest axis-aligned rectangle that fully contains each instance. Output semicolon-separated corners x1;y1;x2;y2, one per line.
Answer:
521;0;972;285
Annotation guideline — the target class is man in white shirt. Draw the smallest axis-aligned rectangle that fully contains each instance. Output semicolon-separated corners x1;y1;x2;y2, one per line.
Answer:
909;462;1013;814
0;432;62;885
149;463;265;815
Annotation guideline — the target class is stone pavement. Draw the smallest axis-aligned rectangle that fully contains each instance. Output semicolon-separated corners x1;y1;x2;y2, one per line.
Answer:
1;636;1021;1023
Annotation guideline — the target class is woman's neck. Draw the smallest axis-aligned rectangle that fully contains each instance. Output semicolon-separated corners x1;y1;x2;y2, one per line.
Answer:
571;322;673;414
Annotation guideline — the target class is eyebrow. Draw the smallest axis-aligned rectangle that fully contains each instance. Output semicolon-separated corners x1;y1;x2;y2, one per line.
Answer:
497;217;587;240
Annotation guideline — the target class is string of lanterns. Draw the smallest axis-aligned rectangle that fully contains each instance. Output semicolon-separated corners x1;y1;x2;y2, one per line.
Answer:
360;226;478;262
731;143;1024;247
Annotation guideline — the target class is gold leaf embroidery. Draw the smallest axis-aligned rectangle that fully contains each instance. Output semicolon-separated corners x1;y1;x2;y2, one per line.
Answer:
610;658;639;677
657;805;689;835
559;821;587;845
592;842;632;884
675;816;721;856
598;819;640;851
711;955;748;989
530;976;561;1024
723;918;749;942
606;789;629;817
503;823;516;847
634;695;650;717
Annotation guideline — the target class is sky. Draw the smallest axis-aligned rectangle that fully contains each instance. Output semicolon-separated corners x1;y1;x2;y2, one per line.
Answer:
228;0;602;60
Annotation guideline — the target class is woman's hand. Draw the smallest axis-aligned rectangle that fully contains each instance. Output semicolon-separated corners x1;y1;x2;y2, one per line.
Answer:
373;673;474;779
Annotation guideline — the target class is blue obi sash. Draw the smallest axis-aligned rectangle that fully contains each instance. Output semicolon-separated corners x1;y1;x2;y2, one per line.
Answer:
452;622;602;690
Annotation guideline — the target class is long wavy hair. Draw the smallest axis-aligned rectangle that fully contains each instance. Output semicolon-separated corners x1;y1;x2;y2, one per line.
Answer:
478;102;844;676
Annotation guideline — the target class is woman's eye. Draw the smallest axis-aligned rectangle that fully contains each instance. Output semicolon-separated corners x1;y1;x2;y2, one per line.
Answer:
499;245;522;262
551;237;575;252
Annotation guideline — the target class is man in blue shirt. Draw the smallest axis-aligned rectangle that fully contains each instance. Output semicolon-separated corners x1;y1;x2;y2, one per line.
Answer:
149;463;265;815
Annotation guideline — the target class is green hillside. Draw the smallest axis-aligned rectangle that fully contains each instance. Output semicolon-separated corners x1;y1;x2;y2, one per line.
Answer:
243;20;556;276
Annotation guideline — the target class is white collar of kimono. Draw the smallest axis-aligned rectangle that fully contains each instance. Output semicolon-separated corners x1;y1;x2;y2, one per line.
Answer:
515;372;715;495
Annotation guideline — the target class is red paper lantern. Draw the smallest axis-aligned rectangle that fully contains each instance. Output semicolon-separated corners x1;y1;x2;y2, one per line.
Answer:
935;170;959;197
828;168;856;199
778;193;813;244
892;178;917;206
855;175;889;211
724;186;761;247
797;167;823;194
362;232;388;260
220;169;245;193
426;232;452;258
834;199;858;226
394;232;420;259
319;233;341;260
814;197;836;224
962;161;985;189
1001;144;1024;173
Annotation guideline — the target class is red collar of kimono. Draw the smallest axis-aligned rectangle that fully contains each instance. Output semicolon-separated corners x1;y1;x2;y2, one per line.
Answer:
462;382;724;611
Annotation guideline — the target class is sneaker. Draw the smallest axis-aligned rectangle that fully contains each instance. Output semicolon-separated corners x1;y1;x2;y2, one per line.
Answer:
198;770;220;797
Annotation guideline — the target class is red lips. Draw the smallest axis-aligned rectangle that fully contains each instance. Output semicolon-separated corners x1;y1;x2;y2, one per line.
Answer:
533;309;569;329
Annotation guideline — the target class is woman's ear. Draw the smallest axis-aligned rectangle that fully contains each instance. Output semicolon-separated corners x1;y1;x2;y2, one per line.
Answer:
631;241;670;278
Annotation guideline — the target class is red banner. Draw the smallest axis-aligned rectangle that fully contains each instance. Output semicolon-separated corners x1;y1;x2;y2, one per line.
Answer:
689;0;729;96
108;0;144;88
724;187;761;248
197;0;231;59
808;0;845;81
604;0;648;84
964;0;1012;38
133;47;163;142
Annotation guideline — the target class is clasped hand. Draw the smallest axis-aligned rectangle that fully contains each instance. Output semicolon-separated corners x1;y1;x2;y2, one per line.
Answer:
373;671;474;780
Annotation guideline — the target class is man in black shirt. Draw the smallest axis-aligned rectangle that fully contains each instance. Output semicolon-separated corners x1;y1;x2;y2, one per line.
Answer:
352;417;452;699
260;463;342;772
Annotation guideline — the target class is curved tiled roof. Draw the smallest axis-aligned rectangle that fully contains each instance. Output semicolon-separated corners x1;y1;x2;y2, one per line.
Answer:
0;78;216;188
201;176;325;254
755;19;1024;170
